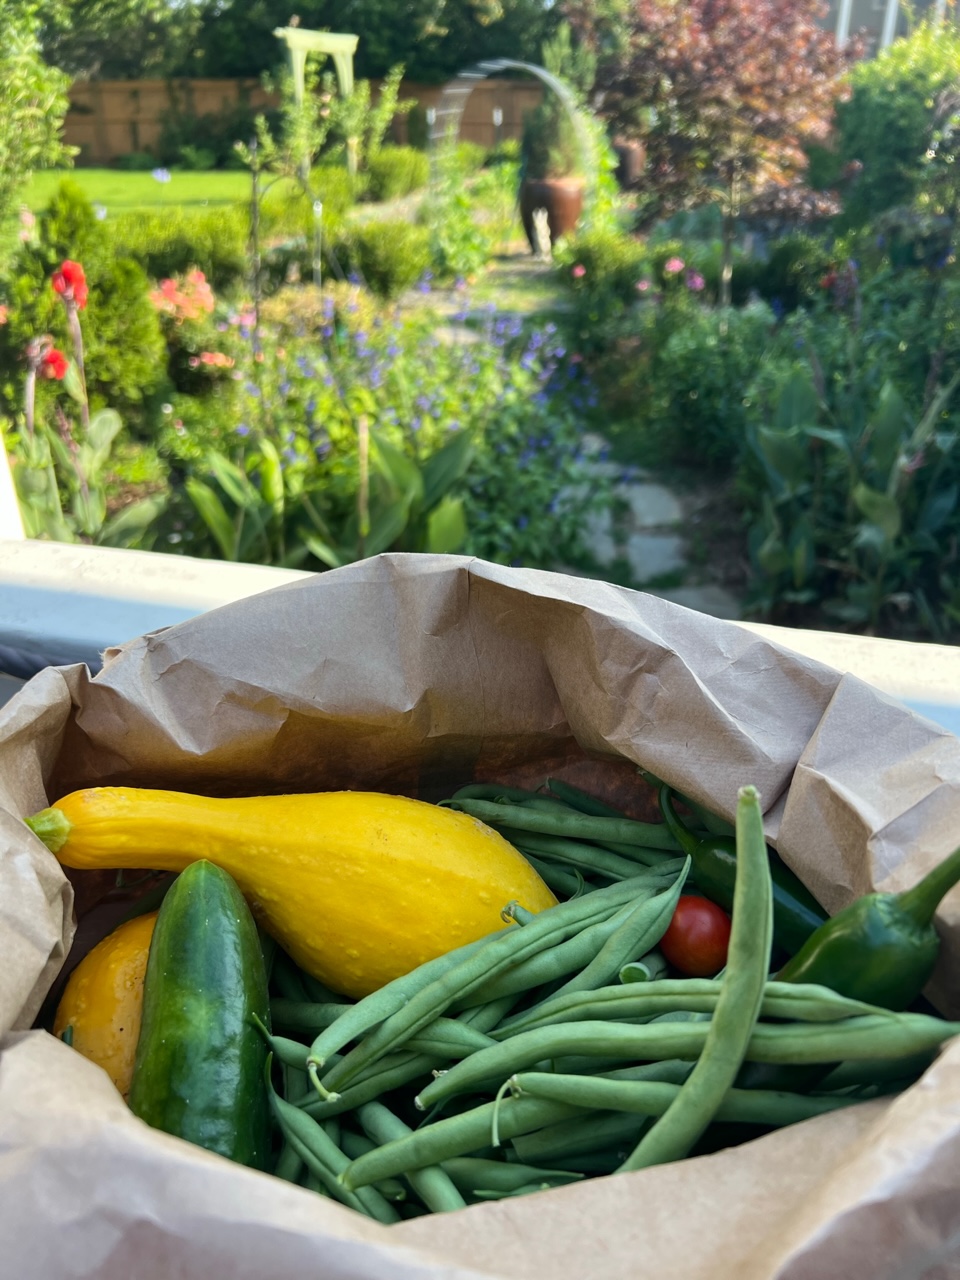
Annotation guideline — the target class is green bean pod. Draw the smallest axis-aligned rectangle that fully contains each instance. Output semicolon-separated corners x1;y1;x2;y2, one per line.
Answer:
514;830;675;877
300;1051;442;1120
356;1102;467;1213
414;1013;960;1110
264;1058;400;1223
319;874;680;1095
438;1156;584;1195
443;798;681;851
453;878;683;1008
306;925;514;1078
271;1000;352;1035
342;1095;584;1190
495;979;897;1039
545;870;688;1001
509;1072;860;1130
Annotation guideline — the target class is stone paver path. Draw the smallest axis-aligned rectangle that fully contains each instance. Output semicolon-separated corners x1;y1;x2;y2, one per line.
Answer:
405;249;747;620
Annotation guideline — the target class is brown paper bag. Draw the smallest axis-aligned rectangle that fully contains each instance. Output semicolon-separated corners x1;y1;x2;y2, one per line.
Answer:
2;553;960;1279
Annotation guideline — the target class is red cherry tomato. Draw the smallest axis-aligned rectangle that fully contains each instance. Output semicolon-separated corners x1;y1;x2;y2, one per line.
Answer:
660;895;732;977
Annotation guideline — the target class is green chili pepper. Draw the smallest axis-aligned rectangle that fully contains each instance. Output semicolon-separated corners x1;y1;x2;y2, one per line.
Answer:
659;784;827;957
774;841;960;1011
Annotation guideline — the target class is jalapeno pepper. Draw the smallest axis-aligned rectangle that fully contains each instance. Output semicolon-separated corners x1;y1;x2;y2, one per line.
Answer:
658;785;828;958
774;840;960;1010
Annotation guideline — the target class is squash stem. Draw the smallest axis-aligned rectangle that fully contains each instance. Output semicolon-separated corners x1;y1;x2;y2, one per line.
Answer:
24;806;72;854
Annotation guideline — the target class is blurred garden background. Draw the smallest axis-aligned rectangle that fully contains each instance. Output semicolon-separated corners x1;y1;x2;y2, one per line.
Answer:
5;0;960;641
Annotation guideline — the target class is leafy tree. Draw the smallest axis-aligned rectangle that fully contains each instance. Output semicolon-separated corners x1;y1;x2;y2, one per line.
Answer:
188;0;558;84
0;1;74;232
832;21;960;230
37;0;204;78
564;0;852;298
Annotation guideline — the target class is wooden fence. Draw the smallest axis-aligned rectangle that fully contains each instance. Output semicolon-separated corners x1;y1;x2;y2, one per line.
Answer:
65;77;544;165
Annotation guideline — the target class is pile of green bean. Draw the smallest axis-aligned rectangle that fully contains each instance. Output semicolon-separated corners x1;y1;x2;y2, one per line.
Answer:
257;780;959;1220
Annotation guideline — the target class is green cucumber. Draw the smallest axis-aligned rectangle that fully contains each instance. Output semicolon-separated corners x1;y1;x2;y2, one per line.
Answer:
129;859;271;1169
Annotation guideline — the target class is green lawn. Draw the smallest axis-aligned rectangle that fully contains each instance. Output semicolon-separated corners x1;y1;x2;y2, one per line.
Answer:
24;168;253;216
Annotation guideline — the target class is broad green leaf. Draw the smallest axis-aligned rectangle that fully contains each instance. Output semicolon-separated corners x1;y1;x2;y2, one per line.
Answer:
853;483;901;541
425;494;468;554
774;368;819;431
62;361;86;407
421;430;474;511
206;450;261;510
791;535;813;590
370;430;423;504
86;409;122;461
363;492;413;557
917;483;958;535
910;369;960;451
72;486;106;537
853;522;891;556
804;426;850;454
186;478;237;559
258;437;285;523
98;494;167;547
41;423;77;476
865;382;909;477
757;427;810;486
302;532;346;569
755;529;791;575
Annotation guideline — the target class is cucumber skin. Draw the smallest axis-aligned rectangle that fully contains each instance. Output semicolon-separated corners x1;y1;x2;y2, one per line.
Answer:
128;860;271;1170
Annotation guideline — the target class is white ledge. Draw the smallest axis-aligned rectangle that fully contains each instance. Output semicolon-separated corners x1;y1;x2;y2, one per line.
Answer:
1;539;959;737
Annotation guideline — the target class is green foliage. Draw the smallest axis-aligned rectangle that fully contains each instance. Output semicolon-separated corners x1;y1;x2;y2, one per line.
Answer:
154;286;610;572
7;409;167;545
366;146;430;202
188;0;558;85
37;0;203;78
113;151;160;171
834;22;960;229
555;225;648;322
334;221;432;299
453;141;488;175
109;204;249;293
329;65;415;174
521;23;594;181
421;143;492;281
0;180;167;426
735;262;960;636
156;100;272;171
732;234;834;313
0;1;75;229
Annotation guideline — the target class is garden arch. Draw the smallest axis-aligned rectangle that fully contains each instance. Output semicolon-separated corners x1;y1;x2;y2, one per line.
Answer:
429;58;599;207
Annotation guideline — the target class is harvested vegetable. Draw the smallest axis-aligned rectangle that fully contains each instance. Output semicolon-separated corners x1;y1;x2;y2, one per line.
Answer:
774;840;960;1009
128;860;271;1169
659;895;732;978
659;784;827;955
25;787;557;998
52;911;157;1098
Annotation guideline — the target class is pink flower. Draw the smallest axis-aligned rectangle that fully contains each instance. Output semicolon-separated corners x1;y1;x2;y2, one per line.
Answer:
636;280;651;292
199;351;235;368
0;305;7;325
571;264;586;279
686;271;705;292
663;257;685;275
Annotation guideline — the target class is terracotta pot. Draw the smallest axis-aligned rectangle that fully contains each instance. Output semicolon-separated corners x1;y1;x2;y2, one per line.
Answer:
519;177;585;253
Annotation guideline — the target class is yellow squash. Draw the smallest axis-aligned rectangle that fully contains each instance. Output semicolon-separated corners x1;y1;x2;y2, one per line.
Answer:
28;788;557;998
53;910;158;1099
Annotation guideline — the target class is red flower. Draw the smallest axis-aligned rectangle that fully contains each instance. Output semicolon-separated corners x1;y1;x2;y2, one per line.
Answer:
52;260;88;310
40;348;69;380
